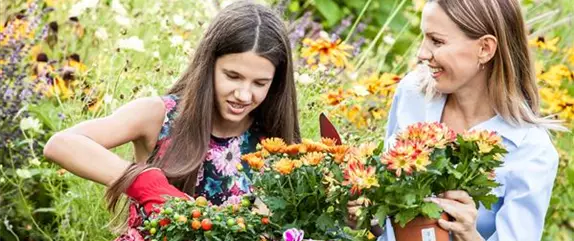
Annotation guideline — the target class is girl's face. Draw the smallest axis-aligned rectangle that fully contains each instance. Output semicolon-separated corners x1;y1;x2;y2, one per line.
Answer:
417;2;485;94
213;51;275;126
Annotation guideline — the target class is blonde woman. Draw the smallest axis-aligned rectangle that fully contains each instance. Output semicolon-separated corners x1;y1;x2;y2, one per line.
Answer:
377;0;563;240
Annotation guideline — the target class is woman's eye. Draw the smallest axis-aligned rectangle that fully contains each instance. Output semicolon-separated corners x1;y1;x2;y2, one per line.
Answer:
431;38;443;46
254;82;266;87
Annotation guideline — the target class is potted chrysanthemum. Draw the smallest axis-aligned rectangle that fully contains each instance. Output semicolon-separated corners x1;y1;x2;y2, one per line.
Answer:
375;122;506;241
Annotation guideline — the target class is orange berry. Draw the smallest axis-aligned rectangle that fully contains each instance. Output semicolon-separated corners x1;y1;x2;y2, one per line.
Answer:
191;219;201;230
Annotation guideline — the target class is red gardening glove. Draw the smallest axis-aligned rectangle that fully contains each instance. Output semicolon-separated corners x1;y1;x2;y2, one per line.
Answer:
125;168;189;215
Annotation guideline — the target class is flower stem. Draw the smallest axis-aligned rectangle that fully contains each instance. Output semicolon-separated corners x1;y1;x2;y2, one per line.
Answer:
343;0;373;43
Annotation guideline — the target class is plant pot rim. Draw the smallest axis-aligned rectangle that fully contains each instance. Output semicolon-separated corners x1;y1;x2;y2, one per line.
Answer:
391;212;450;228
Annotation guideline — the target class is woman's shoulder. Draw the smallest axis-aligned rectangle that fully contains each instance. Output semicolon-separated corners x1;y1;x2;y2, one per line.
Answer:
505;124;559;167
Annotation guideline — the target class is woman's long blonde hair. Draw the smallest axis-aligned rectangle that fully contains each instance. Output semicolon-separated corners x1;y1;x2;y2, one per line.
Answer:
420;0;565;131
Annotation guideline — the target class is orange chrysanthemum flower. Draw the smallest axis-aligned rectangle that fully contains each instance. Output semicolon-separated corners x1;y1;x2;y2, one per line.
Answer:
281;144;306;155
328;145;350;163
302;139;329;152
381;140;431;177
397;122;456;149
241;152;265;170
261;138;287;153
342;160;379;195
301;152;325;166
321;137;338;147
273;158;296;175
461;130;503;154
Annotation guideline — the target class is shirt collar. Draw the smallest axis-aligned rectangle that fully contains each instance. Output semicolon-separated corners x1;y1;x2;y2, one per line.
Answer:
471;115;529;148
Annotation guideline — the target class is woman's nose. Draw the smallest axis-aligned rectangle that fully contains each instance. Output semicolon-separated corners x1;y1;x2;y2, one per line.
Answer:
417;44;433;62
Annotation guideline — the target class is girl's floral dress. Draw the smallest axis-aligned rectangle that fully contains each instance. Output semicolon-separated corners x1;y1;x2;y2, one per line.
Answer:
115;94;264;241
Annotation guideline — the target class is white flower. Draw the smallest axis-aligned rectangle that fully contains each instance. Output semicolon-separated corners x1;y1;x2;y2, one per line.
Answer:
152;51;160;58
111;0;128;16
296;73;314;85
83;0;99;8
114;15;131;27
352;85;370;96
16;169;32;179
172;14;186;26
348;71;359;81
383;35;395;45
117;36;145;52
183;41;193;54
184;22;196;31
69;0;100;17
150;2;162;14
20;117;42;133
94;27;108;40
103;94;114;104
170;35;184;47
319;31;330;39
29;158;41;166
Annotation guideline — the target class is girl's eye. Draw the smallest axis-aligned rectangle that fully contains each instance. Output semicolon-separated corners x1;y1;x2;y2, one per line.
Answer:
226;74;240;79
254;82;266;87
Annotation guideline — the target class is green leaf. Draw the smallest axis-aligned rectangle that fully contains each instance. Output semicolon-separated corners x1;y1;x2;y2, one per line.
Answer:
374;140;386;155
447;164;463;179
404;193;417;205
476;194;500;209
394;208;419;227
374;206;388;225
316;212;336;231
314;0;342;27
420;202;442;219
429;149;448;173
265;197;288;211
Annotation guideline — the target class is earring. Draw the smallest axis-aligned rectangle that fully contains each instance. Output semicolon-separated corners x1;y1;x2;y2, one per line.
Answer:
477;60;484;70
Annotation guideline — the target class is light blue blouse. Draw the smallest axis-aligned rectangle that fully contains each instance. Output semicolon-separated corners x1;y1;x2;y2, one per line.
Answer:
377;73;559;241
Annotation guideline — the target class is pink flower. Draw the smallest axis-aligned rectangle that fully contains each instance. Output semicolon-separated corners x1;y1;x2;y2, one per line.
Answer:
229;182;243;195
211;139;242;176
222;195;243;206
283;228;305;241
163;97;177;111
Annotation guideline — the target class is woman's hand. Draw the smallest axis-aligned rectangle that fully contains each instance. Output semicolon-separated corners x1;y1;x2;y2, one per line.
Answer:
426;190;484;241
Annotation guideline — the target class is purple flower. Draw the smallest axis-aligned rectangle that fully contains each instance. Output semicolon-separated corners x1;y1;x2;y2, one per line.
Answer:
283;228;305;241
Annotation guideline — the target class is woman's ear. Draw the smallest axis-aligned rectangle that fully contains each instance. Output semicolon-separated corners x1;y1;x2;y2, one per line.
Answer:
478;34;498;63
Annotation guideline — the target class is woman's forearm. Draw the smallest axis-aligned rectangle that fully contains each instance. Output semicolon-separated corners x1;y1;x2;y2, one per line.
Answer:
43;132;131;186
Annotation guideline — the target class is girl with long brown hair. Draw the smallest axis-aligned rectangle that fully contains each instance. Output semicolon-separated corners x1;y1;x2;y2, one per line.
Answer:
43;1;300;239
